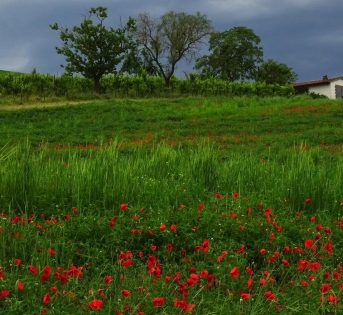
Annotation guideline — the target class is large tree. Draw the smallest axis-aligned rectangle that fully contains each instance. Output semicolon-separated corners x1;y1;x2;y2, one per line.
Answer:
195;26;263;81
135;11;213;86
50;7;135;92
255;59;297;84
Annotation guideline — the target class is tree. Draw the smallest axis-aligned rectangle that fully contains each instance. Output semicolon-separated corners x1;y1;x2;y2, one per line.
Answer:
255;59;297;84
195;26;263;81
134;11;213;86
50;7;135;92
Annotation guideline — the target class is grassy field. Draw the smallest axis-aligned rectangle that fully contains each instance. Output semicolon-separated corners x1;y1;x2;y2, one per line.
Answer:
0;96;342;314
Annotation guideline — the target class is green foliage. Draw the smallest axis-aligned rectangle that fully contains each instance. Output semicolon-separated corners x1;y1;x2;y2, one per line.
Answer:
0;72;294;100
135;11;213;86
195;26;263;81
255;59;298;84
50;7;135;92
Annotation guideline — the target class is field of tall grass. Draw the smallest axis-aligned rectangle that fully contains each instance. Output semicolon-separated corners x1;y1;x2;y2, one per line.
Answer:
0;96;342;314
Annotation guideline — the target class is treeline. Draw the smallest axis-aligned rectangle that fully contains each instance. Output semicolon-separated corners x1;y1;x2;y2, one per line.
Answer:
0;72;294;99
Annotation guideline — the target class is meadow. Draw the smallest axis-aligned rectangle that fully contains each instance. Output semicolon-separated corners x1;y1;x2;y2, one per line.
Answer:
0;96;342;314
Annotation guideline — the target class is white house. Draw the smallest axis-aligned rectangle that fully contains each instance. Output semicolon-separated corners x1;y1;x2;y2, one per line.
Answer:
294;76;343;99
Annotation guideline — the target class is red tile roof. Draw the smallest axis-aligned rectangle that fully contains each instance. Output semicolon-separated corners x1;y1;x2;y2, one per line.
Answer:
294;76;343;87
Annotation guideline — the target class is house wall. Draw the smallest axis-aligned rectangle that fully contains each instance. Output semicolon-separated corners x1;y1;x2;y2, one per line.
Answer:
330;79;343;99
308;84;332;98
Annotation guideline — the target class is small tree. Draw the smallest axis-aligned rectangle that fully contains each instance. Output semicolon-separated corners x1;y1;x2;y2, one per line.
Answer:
135;11;213;86
255;59;297;84
195;26;263;81
50;7;135;92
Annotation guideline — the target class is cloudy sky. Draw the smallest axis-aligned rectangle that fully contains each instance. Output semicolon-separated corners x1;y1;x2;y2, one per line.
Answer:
1;0;342;81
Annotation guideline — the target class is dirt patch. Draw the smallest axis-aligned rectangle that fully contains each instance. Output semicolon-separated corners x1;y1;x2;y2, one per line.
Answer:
0;100;93;111
283;104;332;112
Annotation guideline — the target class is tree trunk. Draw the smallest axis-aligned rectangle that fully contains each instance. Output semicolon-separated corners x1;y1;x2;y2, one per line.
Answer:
93;77;102;94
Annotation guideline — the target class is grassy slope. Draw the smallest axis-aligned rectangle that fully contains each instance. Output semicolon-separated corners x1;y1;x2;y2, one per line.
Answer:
0;96;342;314
0;96;343;151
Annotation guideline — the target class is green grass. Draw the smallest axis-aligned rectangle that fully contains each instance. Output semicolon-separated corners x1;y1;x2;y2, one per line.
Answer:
0;96;342;314
0;96;342;151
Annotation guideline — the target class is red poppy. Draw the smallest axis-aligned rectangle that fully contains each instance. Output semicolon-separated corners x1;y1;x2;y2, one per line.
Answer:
240;292;250;300
121;290;130;297
305;198;311;204
14;258;21;266
120;204;128;211
104;276;112;284
43;292;51;305
152;297;165;307
28;265;38;275
264;291;275;300
47;248;55;255
170;224;177;232
319;283;330;293
88;299;103;310
16;281;24;291
159;224;166;231
304;239;314;248
230;267;239;278
0;290;10;299
232;192;239;198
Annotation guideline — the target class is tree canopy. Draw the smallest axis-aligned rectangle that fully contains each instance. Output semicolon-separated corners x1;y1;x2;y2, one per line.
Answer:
255;59;297;84
134;11;213;86
50;7;135;92
195;26;263;81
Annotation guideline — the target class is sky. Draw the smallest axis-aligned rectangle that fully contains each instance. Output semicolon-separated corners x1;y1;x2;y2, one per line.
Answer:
0;0;342;82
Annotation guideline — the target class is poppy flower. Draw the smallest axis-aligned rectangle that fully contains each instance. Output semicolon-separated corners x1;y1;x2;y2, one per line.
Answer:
159;224;166;231
230;267;239;278
28;265;38;275
319;283;330;293
14;258;21;266
104;276;112;284
304;239;314;248
0;290;10;299
232;192;239;198
152;297;165;307
16;281;24;291
43;293;51;305
305;198;311;204
170;224;177;232
121;290;130;297
240;292;250;300
264;291;275;301
88;299;103;310
120;204;128;211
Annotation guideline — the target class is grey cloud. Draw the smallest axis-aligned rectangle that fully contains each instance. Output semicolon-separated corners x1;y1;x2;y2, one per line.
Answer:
0;0;342;80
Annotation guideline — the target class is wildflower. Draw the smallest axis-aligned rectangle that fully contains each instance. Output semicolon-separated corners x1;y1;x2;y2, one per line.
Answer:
152;297;165;307
319;283;330;293
104;276;112;284
305;198;311;204
47;248;55;255
304;239;314;248
264;290;275;301
159;224;166;231
88;299;103;310
120;204;128;211
230;267;240;278
0;290;10;299
29;265;38;275
121;290;130;297
170;224;177;232
16;281;24;291
14;258;21;265
232;192;239;198
43;292;51;305
240;292;250;300
260;248;266;255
